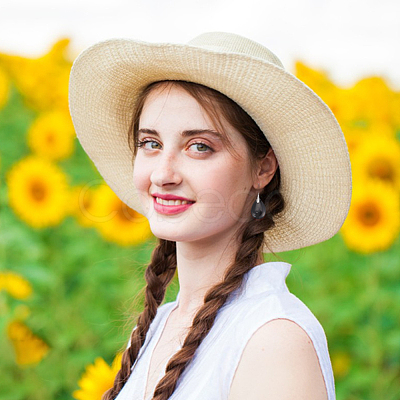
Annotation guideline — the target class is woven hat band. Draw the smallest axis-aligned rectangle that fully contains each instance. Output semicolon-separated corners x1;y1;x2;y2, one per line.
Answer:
187;32;285;69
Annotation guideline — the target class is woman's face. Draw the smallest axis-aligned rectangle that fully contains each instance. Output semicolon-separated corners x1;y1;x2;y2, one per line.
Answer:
132;84;256;245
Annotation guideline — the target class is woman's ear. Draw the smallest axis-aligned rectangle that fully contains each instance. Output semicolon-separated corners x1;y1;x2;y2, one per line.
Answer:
254;147;278;189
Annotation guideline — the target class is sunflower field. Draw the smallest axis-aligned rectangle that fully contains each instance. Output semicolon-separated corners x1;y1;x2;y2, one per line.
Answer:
0;39;399;400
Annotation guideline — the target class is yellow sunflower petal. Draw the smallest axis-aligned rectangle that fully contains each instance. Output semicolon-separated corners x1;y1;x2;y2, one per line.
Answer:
90;184;153;246
0;63;10;110
294;61;345;118
0;271;32;299
68;184;97;227
351;76;393;126
390;90;400;131
73;356;120;400
7;321;50;366
111;352;123;373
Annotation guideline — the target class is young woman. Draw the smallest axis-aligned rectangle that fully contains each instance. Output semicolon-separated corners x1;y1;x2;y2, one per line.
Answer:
68;32;352;400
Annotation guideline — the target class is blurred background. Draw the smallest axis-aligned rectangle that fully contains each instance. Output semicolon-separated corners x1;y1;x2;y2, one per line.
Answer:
0;0;399;399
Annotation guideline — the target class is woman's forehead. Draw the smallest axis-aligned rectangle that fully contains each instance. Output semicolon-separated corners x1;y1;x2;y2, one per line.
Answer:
142;84;204;114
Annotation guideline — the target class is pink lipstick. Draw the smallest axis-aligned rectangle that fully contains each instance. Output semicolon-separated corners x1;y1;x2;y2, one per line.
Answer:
153;197;194;215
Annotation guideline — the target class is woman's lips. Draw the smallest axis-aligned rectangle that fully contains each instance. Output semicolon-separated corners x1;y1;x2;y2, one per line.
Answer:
153;196;195;215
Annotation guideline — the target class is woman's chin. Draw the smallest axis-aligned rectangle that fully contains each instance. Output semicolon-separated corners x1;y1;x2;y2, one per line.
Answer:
148;223;203;243
148;224;184;242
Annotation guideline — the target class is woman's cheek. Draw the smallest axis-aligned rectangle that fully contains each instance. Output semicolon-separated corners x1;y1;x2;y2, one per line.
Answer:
132;168;141;191
132;164;150;205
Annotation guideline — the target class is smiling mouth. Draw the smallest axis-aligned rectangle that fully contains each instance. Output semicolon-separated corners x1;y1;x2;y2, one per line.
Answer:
154;196;195;206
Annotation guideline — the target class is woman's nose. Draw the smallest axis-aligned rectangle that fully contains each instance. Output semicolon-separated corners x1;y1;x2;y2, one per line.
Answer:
150;153;182;187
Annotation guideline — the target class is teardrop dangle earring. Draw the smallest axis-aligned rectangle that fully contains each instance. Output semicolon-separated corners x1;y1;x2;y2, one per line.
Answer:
251;183;266;219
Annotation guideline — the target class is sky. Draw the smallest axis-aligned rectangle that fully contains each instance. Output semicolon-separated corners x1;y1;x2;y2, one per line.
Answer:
0;0;399;90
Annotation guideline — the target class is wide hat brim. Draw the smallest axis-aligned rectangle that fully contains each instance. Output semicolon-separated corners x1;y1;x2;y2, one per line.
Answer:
68;32;352;253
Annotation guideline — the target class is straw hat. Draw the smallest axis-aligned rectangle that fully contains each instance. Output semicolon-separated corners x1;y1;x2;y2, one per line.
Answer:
68;31;352;253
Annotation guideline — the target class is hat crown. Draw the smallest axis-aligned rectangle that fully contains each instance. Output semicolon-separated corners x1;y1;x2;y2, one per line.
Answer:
187;32;285;69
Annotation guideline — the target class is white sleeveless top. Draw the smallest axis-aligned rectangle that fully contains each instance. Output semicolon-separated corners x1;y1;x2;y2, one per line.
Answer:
115;261;336;400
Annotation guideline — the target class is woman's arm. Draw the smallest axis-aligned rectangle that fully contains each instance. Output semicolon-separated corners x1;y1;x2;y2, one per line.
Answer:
228;318;328;400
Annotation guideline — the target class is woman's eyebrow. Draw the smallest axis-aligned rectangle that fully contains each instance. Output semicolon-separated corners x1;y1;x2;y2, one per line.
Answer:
137;128;223;140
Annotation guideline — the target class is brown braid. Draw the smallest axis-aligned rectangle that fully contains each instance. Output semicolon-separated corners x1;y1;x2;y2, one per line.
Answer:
103;80;285;400
102;239;177;400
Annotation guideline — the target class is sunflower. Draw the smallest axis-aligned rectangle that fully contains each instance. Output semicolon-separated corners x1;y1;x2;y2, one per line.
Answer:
391;90;400;132
351;135;400;190
0;271;32;300
0;63;10;110
340;180;400;254
73;352;123;400
90;184;153;246
6;155;70;228
68;184;97;227
27;110;75;160
7;320;50;366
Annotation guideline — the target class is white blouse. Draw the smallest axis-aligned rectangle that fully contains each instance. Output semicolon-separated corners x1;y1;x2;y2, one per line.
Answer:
115;261;336;400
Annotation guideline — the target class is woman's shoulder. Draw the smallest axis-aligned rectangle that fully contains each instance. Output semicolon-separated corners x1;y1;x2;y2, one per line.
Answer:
228;318;329;400
228;289;332;362
222;290;334;400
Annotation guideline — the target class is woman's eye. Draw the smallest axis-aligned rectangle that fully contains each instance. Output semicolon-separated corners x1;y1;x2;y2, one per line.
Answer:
189;142;213;153
136;139;213;153
136;139;161;149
